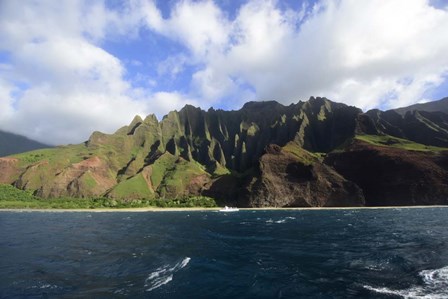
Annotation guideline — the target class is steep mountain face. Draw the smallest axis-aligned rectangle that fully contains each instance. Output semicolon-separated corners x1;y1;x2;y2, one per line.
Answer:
0;130;50;157
394;97;448;115
240;144;365;207
365;109;448;147
325;140;448;206
1;96;448;207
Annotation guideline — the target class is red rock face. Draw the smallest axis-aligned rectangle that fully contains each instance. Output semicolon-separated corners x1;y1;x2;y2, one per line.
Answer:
0;157;19;184
325;141;448;206
187;174;211;196
35;156;116;198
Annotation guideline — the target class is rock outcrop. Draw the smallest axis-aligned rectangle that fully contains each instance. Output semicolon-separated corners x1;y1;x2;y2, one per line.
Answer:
241;144;365;207
325;140;448;206
0;157;19;184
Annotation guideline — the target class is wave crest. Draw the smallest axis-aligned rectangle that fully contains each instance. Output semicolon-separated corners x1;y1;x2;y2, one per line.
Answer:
144;257;191;292
364;266;448;298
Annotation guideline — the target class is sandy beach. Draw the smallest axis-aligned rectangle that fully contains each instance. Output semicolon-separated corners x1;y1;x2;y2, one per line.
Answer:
1;205;448;212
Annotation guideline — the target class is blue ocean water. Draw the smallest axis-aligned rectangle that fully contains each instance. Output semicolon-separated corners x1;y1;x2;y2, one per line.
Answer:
1;208;448;298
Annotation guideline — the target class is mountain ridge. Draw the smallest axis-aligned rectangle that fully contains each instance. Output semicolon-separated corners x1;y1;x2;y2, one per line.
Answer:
1;96;448;207
0;130;51;157
394;97;448;115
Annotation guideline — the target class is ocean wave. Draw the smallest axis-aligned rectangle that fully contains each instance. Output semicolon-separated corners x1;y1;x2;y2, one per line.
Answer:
266;216;296;224
29;281;60;290
144;257;191;292
364;266;448;298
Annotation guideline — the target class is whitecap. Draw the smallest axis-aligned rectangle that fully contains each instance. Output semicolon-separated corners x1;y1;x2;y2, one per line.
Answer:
30;282;59;290
364;266;448;298
40;284;57;289
266;217;295;224
274;219;286;224
146;274;173;292
144;257;191;292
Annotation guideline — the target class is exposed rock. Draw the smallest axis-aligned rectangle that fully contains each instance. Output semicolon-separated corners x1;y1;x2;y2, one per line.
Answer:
241;144;365;207
187;174;211;196
35;156;116;198
0;157;19;184
324;140;448;206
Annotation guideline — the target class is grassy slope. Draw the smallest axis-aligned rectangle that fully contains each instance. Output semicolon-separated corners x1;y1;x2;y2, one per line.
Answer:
7;136;212;201
109;173;155;199
282;142;320;164
157;155;208;198
355;134;448;152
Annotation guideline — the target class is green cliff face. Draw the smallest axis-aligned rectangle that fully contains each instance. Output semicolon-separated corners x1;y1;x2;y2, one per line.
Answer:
1;96;448;207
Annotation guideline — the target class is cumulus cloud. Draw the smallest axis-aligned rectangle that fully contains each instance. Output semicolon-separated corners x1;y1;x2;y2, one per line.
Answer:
1;0;448;145
0;0;189;145
141;0;448;110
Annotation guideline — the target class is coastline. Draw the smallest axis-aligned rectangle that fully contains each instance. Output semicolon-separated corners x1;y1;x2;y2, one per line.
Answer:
1;205;448;212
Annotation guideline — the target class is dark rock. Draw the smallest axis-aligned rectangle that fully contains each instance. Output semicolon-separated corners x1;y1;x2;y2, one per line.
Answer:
324;140;448;206
242;144;365;207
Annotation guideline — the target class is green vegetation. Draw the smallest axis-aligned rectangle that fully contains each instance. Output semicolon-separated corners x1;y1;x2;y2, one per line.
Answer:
0;184;38;201
109;173;154;199
0;184;217;209
158;158;206;197
282;142;319;165
14;144;89;167
150;153;178;188
355;134;448;152
317;105;327;121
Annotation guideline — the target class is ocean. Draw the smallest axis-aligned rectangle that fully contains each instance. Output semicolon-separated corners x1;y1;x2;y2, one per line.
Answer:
1;208;448;298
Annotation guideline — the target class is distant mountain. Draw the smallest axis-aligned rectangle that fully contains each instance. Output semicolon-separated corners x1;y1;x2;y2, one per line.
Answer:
1;97;448;207
394;97;448;115
0;130;50;157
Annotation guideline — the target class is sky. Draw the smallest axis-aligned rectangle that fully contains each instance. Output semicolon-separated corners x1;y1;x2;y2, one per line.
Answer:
1;0;448;145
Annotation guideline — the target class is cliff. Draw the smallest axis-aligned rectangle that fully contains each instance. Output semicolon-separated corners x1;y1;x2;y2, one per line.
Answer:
1;96;448;207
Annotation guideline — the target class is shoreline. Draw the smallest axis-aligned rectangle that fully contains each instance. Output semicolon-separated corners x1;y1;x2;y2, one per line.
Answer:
1;205;448;212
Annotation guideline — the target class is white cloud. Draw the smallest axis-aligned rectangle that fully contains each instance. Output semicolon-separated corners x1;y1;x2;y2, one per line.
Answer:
1;0;448;145
151;91;200;114
157;54;188;78
141;0;448;110
142;0;230;58
0;0;152;145
226;0;448;110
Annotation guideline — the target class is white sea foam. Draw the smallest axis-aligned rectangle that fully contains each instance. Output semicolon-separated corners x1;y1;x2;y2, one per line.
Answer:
267;217;296;224
144;257;191;292
145;275;173;292
274;219;286;223
30;282;59;290
364;266;448;298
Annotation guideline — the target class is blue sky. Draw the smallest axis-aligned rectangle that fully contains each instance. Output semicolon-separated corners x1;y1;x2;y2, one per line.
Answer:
1;0;448;145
